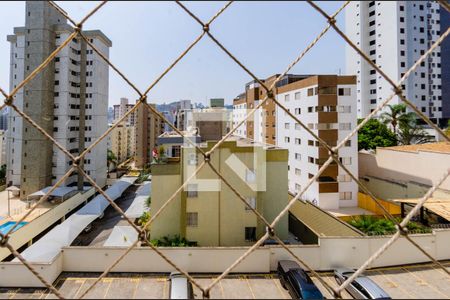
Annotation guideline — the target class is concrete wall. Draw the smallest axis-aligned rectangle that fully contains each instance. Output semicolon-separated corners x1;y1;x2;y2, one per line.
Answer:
0;188;95;261
359;149;450;193
1;229;450;287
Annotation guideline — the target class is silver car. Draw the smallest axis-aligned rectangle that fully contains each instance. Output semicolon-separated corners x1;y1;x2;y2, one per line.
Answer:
334;268;391;299
169;272;194;299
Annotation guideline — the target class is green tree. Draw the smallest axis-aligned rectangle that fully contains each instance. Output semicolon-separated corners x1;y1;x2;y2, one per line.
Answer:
107;149;117;173
358;118;397;150
380;104;415;135
397;117;434;145
445;120;450;137
0;164;6;185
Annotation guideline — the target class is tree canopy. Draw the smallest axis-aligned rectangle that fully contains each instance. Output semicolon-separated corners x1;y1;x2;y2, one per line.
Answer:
357;118;398;151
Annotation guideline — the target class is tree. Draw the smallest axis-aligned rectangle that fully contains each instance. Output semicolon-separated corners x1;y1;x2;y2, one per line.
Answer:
445;120;450;137
380;104;415;135
107;149;117;173
358;118;397;150
397;117;434;145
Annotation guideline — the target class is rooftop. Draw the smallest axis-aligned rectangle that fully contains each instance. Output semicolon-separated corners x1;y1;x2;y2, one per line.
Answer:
383;142;450;154
3;262;449;299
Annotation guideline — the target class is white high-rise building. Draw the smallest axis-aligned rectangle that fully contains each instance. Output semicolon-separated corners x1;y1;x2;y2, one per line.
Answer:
113;97;135;126
276;75;359;210
6;2;111;197
345;1;443;124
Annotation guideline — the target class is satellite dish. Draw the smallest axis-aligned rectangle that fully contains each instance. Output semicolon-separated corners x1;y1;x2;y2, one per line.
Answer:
312;199;318;206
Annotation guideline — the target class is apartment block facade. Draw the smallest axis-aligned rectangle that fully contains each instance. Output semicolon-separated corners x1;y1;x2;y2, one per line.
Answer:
233;75;358;210
134;103;164;168
150;138;289;246
345;1;444;124
113;97;135;126
276;75;359;210
6;1;111;197
108;123;135;165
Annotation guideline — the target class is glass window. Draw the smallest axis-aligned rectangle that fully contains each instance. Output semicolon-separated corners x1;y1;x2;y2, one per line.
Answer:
186;212;198;227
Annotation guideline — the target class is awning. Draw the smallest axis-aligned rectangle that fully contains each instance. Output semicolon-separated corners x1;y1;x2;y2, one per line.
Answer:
125;181;151;219
394;198;450;222
16;176;137;263
103;226;138;247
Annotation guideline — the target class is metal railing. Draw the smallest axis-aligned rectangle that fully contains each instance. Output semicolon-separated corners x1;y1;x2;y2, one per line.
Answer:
0;1;449;298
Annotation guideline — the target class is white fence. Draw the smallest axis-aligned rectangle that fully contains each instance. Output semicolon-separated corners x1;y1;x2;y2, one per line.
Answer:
1;228;449;287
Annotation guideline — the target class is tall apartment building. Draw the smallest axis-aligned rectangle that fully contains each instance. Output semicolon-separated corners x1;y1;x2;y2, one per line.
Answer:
232;74;358;210
108;124;135;165
134;103;164;168
150;137;289;246
6;1;111;198
441;2;450;123
113;97;135;126
276;75;358;210
345;1;444;124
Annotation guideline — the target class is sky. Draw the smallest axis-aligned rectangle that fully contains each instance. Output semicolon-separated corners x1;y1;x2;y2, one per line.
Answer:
0;1;347;106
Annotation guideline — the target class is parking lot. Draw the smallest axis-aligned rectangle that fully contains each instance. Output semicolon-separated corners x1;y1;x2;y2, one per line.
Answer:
0;262;449;299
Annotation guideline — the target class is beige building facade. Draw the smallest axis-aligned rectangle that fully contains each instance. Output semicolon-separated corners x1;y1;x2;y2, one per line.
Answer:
109;124;135;165
134;103;164;168
150;137;289;246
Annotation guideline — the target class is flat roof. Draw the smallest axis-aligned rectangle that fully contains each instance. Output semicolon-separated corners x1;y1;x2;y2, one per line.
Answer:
383;142;450;154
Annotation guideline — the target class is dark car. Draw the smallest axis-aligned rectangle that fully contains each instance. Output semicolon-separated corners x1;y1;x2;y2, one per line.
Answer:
334;268;391;299
277;260;324;299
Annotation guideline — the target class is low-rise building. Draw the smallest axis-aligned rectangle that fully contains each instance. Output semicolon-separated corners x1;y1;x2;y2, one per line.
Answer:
157;131;201;158
150;136;289;246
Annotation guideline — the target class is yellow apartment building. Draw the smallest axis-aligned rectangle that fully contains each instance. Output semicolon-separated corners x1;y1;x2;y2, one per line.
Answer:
150;136;289;246
109;123;135;165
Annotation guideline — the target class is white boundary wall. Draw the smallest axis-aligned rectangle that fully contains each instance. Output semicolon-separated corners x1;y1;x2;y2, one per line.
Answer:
1;229;449;287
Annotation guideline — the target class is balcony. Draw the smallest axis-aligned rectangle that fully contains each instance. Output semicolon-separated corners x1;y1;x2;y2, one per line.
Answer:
318;182;338;193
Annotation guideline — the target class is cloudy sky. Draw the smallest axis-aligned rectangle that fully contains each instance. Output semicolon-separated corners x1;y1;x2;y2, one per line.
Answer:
0;1;348;106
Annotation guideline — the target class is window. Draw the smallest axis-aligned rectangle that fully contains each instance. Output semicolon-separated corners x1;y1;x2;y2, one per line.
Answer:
340;192;352;200
370;79;376;84
295;168;301;176
338;175;352;182
186;184;198;197
400;17;404;22
307;88;314;96
338;88;351;96
295;123;301;130
284;94;290;102
295;184;301;192
345;140;351;147
340;123;351;130
400;39;405;45
369;40;375;46
295;138;301;145
399;5;404;11
54;80;59;86
284;137;290;143
295;153;301;161
308;140;314;146
338;106;351;113
186;212;198;227
339;157;352;165
400;62;405;67
294;92;301;100
245;197;256;211
284;123;290;129
369;30;375;36
308;156;314;163
295;108;301;115
245;227;256;242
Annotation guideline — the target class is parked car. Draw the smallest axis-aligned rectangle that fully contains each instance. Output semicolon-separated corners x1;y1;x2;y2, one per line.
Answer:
169;272;194;299
334;268;391;299
277;260;324;299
